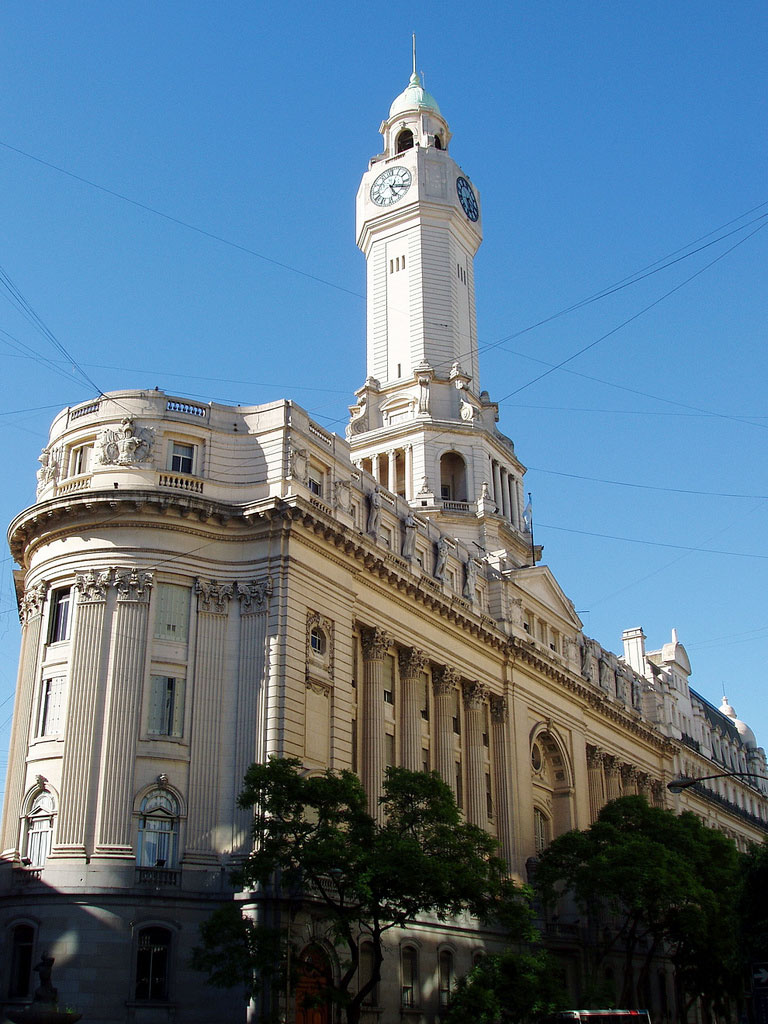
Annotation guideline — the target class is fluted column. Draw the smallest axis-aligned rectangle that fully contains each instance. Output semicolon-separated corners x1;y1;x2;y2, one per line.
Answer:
603;754;621;803
586;745;606;822
492;461;502;512
233;579;272;853
371;453;380;483
490;695;514;869
185;579;233;863
462;681;488;828
431;666;458;797
508;477;518;527
621;764;638;796
54;568;112;856
404;445;413;501
94;569;153;855
399;648;427;773
0;583;47;857
387;449;397;492
361;627;390;822
636;772;651;802
500;468;510;519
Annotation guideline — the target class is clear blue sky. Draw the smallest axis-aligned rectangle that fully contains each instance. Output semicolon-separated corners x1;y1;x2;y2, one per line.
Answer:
1;1;767;802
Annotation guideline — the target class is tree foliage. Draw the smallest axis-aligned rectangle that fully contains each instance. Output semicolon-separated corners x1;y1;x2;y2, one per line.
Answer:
534;796;743;1020
193;758;530;1024
443;947;567;1024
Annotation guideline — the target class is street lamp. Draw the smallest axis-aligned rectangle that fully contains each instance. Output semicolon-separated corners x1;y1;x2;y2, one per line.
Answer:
667;770;768;794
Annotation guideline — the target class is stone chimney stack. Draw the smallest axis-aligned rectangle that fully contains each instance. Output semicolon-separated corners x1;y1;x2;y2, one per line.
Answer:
622;627;647;675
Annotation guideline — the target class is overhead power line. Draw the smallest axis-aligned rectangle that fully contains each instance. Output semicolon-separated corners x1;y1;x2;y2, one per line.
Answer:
539;522;768;559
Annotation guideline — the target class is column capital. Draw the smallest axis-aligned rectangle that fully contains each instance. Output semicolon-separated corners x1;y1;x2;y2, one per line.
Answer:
236;577;273;612
398;646;427;677
462;680;489;710
489;694;508;724
586;744;605;768
75;567;112;603
360;626;391;661
20;581;48;624
432;664;459;695
603;753;619;774
195;578;234;613
114;568;153;603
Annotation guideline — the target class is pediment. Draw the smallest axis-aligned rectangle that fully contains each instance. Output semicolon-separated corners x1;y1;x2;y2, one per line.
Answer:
507;565;583;630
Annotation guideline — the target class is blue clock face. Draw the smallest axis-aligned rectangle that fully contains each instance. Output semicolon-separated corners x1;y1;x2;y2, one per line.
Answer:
456;176;479;222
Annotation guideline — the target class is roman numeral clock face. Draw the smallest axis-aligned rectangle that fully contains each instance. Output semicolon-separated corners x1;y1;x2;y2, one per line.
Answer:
370;165;412;207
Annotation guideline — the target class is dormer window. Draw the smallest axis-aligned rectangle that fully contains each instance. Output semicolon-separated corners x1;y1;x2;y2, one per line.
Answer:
396;129;414;153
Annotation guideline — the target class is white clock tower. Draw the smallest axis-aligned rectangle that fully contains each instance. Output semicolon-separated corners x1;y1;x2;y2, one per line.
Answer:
348;61;535;568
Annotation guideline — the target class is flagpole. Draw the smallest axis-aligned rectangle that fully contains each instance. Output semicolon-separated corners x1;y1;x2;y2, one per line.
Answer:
527;491;536;566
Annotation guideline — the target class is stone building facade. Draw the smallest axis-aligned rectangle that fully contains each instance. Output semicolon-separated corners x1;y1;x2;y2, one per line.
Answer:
1;66;766;1024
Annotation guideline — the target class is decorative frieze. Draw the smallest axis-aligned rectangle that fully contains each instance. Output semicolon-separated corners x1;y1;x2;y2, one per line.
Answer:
195;578;234;614
114;568;153;603
97;417;154;466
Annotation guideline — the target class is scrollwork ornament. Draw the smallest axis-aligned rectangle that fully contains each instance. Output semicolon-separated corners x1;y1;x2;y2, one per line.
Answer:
398;647;427;678
195;578;234;614
432;665;459;696
97;417;154;467
288;445;308;483
236;578;273;612
76;567;112;603
490;694;508;724
462;680;489;710
360;626;391;662
114;568;153;603
20;581;48;624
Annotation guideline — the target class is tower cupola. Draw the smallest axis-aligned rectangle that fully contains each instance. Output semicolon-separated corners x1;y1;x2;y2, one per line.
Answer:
379;47;452;157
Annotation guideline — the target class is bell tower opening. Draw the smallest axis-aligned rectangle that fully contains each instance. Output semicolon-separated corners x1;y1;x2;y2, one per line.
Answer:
440;452;467;502
396;128;414;153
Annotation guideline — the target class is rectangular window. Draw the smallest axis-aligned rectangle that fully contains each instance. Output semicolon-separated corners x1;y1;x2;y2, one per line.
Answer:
148;676;185;737
420;671;429;720
37;675;66;737
69;443;93;477
48;588;72;643
383;653;395;706
153;584;190;642
308;470;324;497
169;441;195;474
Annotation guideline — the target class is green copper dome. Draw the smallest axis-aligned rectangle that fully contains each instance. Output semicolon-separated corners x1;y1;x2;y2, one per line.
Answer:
388;71;442;119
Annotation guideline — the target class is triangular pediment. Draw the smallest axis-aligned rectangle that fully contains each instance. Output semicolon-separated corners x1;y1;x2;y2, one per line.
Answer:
507;565;583;630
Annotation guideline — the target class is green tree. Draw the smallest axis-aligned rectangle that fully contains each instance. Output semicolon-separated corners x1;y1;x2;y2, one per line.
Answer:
534;796;742;1021
443;947;567;1024
192;758;530;1024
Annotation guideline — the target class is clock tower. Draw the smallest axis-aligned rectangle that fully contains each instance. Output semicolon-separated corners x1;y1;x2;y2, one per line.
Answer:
348;61;535;568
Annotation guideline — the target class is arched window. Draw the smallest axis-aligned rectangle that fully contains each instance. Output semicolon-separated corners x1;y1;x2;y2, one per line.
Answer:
137;790;180;868
401;945;418;1007
438;949;454;1008
359;941;378;1006
310;626;326;655
396;129;414;153
440;452;467;502
24;791;55;867
434;135;443;150
9;924;35;997
135;926;171;1001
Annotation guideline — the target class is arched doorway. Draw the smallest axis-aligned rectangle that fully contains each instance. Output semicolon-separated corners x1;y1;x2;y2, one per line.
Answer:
295;944;332;1024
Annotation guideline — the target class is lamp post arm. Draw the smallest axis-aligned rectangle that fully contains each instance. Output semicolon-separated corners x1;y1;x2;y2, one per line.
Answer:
667;770;768;794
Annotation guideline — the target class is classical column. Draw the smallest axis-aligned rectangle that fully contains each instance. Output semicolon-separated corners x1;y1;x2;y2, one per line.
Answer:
54;568;112;856
508;476;518;527
404;445;413;501
233;579;272;853
490;695;514;869
586;745;606;822
621;764;638;796
650;779;665;809
399;648;427;773
371;453;380;483
94;569;153;856
432;666;458;797
185;579;234;863
360;627;391;822
0;582;47;857
387;449;397;492
492;461;502;513
603;754;621;803
636;771;651;802
462;681;489;828
499;468;510;519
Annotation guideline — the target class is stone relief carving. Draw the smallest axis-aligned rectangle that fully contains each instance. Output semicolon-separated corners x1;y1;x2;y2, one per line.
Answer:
579;637;594;681
236;578;273;611
432;664;459;696
401;512;417;561
434;536;450;581
36;446;61;494
333;479;352;512
306;610;334;680
97;417;154;466
459;397;477;422
490;694;508;723
288;445;308;483
463;557;479;599
462;680;489;710
114;568;153;603
417;375;431;414
360;626;391;661
366;486;382;537
76;567;112;603
347;394;369;437
195;578;234;613
398;646;427;677
20;582;48;624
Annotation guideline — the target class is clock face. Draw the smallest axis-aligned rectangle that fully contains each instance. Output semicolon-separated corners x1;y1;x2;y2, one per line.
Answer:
370;165;412;207
456;176;479;222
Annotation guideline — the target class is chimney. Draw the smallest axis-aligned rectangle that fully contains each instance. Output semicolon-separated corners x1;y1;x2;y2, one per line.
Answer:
622;627;646;675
